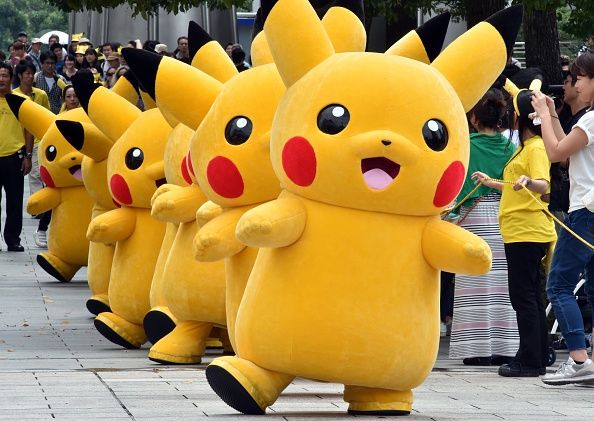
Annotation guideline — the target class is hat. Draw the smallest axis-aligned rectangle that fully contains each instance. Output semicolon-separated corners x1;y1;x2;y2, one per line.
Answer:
107;53;121;61
78;37;91;45
75;45;87;55
31;38;42;44
154;43;168;54
17;31;27;37
71;33;83;42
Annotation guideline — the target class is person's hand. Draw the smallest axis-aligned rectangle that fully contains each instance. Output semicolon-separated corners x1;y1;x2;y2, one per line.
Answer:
513;175;531;191
471;171;492;186
21;156;31;175
531;91;556;117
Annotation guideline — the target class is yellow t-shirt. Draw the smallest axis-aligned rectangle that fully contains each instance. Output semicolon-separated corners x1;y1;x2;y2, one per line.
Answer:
0;95;26;157
13;87;50;145
499;135;557;244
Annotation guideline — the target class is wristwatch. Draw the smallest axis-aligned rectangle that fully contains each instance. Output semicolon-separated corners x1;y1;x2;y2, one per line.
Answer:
25;152;32;159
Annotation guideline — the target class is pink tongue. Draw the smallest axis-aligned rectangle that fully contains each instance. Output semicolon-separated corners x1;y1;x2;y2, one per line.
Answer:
363;168;393;190
73;168;83;181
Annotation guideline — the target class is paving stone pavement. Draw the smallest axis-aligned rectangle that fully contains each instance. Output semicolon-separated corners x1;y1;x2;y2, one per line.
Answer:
0;191;592;420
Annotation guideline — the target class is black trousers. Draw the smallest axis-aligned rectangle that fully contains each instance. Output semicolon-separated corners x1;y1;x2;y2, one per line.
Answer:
504;242;549;369
440;271;455;322
0;152;24;245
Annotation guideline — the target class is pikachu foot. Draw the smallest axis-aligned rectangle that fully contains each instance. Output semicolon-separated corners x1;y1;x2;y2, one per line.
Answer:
206;356;293;415
86;294;111;316
143;307;177;344
345;385;412;416
148;321;212;365
94;312;147;349
36;252;79;283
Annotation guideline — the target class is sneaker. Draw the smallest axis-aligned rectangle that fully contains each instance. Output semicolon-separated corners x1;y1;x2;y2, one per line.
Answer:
542;358;594;385
440;322;447;337
34;230;47;248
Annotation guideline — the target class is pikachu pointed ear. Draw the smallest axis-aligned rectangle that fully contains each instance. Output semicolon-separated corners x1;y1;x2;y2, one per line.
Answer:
386;12;450;63
140;90;157;110
111;70;140;105
123;47;222;130
321;0;366;53
55;120;114;161
264;0;335;87
431;5;523;112
189;21;238;82
72;72;141;142
5;93;56;139
251;31;274;66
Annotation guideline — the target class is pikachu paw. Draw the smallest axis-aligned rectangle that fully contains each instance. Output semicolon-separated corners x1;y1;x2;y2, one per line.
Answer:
87;222;109;242
150;184;179;206
193;233;221;261
236;216;273;245
196;201;223;227
463;242;492;272
151;197;175;220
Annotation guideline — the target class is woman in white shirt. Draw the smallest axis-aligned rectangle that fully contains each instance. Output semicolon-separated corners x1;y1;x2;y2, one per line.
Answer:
532;52;594;385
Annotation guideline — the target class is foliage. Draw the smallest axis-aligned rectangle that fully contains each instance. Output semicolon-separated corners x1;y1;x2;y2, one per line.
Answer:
0;0;68;52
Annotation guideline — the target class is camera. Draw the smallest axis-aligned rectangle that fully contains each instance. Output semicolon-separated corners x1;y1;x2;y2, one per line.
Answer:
548;84;565;110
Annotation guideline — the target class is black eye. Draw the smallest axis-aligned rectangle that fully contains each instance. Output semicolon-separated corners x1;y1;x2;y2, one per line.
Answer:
422;119;448;151
225;116;252;145
125;147;144;170
317;104;350;135
45;145;57;161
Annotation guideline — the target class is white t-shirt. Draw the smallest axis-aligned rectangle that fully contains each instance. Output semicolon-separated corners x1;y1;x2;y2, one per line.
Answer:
44;76;55;90
569;110;594;212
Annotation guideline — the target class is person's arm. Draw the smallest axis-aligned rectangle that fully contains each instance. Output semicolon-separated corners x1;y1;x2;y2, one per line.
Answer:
532;91;588;162
471;171;503;191
512;175;549;194
21;130;33;175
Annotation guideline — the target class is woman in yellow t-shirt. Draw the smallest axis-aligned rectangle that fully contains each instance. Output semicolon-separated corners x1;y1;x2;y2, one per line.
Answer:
473;82;556;378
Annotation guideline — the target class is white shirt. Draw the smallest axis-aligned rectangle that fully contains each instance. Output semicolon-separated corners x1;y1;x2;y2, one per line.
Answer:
569;110;594;212
44;76;55;90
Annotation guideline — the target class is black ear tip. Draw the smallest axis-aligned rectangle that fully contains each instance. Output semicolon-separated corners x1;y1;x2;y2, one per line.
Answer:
56;120;84;151
121;69;140;93
5;93;26;118
260;0;277;22
71;72;99;113
485;5;524;56
416;12;451;62
188;20;213;59
121;48;161;100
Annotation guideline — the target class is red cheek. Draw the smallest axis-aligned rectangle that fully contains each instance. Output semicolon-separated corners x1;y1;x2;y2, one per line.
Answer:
110;173;133;205
181;155;192;185
187;152;195;177
40;166;55;188
433;161;465;208
282;136;316;187
206;156;244;199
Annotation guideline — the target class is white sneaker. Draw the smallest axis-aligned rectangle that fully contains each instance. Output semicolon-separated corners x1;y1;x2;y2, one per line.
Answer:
542;357;594;385
34;230;47;248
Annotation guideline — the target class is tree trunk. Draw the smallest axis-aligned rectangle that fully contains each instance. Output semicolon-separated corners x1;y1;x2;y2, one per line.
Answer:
464;0;505;29
523;8;563;85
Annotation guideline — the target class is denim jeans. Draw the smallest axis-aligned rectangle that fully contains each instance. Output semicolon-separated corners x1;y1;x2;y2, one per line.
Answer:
546;207;594;351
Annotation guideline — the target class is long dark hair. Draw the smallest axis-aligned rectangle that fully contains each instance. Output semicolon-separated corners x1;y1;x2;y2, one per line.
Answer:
469;88;507;131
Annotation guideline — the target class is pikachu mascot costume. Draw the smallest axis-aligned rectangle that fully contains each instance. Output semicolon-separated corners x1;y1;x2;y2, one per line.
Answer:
61;78;171;349
5;94;93;283
204;2;523;416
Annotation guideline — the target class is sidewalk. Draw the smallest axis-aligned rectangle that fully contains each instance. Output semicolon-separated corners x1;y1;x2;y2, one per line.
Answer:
0;199;592;420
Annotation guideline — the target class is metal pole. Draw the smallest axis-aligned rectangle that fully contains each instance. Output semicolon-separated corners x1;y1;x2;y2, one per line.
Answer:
417;8;423;27
203;2;211;34
68;11;75;40
230;5;238;44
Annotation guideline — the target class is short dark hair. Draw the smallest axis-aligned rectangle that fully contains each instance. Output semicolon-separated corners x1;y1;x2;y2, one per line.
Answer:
574;51;594;79
12;41;25;50
15;59;36;76
0;61;13;78
49;42;62;52
40;51;58;63
101;42;113;52
177;36;188;44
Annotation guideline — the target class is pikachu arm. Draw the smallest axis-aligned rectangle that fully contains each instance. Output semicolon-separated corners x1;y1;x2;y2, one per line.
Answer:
236;197;306;248
195;200;223;227
26;188;61;215
151;184;205;224
86;207;136;244
422;218;492;275
150;183;182;206
193;207;247;262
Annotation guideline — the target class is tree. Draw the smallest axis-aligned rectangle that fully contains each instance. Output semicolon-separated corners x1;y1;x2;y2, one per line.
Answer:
0;0;28;51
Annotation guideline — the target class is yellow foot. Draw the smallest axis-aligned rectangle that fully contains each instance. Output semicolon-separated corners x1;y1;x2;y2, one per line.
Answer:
148;321;212;365
86;294;111;316
143;306;177;344
36;252;79;283
95;312;147;349
206;356;293;414
344;385;412;415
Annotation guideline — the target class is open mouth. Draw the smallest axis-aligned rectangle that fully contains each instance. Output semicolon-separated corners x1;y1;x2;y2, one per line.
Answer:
68;165;83;181
361;157;400;190
155;178;166;188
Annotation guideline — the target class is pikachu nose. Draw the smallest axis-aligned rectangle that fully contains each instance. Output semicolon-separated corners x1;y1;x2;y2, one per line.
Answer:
381;140;392;146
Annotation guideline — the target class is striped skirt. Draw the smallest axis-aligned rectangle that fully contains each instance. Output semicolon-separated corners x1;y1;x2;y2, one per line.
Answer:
449;193;520;359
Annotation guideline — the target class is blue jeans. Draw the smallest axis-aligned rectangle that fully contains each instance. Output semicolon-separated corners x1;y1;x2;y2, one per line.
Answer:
547;208;594;351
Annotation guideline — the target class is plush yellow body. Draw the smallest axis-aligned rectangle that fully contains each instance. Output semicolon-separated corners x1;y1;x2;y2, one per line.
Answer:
5;103;94;283
206;0;522;416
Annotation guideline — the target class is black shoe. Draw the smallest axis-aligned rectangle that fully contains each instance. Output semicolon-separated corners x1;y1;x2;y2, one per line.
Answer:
6;243;24;252
463;357;492;366
491;355;514;366
498;362;542;377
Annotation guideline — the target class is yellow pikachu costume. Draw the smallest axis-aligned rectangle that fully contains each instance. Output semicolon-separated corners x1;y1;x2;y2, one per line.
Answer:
63;78;171;349
5;95;93;283
205;2;522;416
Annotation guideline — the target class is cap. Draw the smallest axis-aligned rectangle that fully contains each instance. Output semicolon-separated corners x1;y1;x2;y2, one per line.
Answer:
78;37;91;45
31;38;42;44
154;43;168;54
107;53;121;61
17;31;27;37
75;45;87;55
